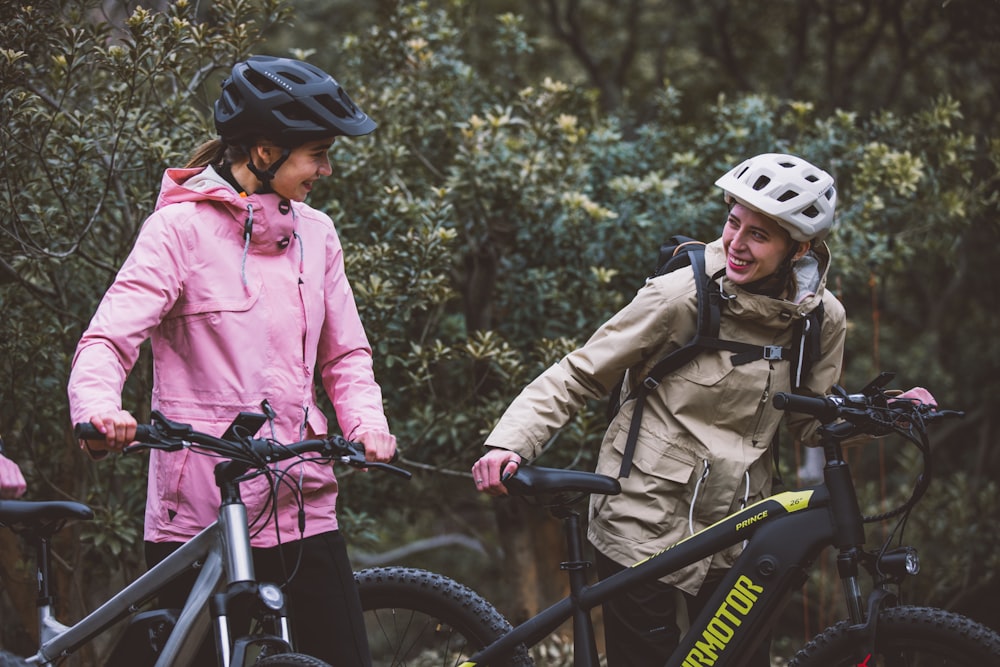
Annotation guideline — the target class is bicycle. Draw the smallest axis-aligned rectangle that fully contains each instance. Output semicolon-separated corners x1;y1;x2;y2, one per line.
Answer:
0;410;470;667
355;372;1000;666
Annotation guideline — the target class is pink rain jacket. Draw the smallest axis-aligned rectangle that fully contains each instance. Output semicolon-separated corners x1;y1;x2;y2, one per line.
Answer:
68;166;390;547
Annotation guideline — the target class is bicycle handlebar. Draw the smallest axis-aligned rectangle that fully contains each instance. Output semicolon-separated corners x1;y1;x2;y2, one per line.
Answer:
74;412;412;480
772;392;842;423
773;376;964;526
74;423;160;442
773;384;962;432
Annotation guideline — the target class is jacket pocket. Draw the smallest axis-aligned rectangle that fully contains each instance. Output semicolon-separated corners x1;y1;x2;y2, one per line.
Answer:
593;423;699;541
672;348;735;387
162;289;261;325
151;447;217;532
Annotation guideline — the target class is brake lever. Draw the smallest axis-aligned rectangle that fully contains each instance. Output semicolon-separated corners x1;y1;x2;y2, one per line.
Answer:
927;409;965;421
355;460;413;480
123;440;185;455
328;438;412;480
331;449;412;479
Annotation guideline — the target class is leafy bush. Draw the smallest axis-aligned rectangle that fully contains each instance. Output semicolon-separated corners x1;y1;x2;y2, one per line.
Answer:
2;1;997;659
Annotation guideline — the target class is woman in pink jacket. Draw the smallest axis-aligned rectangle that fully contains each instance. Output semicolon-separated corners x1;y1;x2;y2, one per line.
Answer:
67;56;395;666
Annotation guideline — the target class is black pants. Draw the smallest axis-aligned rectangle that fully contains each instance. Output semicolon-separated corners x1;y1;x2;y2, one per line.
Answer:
595;550;770;667
145;530;371;667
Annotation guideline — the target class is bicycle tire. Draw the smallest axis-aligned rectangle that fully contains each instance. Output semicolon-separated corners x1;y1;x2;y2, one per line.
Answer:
356;566;533;667
0;651;29;667
788;605;1000;666
254;652;332;666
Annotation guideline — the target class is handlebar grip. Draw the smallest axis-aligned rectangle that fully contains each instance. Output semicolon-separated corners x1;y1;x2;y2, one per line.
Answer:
332;438;411;479
74;423;155;442
772;392;842;423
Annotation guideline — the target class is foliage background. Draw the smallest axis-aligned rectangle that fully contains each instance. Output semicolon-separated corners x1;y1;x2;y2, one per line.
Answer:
1;0;998;661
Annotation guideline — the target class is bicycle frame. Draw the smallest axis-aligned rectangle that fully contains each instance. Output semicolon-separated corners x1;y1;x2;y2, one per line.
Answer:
22;462;296;666
465;436;871;667
6;414;411;667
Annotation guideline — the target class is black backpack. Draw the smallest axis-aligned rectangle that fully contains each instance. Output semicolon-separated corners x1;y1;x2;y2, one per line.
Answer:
608;235;824;478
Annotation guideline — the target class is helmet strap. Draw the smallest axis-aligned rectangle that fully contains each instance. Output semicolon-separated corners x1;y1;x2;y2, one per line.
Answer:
741;245;801;298
243;144;291;195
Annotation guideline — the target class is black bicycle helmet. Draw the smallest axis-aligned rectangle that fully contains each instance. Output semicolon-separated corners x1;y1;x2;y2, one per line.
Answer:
214;55;376;147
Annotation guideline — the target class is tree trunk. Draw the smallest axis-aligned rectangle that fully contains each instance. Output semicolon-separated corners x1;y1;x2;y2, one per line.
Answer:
493;496;570;622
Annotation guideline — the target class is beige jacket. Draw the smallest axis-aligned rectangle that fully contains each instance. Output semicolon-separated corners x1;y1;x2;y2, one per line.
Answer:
484;238;846;594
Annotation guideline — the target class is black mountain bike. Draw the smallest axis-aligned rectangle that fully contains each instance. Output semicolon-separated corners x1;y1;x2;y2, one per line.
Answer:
357;373;1000;666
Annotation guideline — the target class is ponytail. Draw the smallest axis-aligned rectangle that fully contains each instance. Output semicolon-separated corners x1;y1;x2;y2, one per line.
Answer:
185;139;248;169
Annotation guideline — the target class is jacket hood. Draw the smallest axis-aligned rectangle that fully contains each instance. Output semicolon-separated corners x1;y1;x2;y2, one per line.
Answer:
705;237;833;322
155;166;298;251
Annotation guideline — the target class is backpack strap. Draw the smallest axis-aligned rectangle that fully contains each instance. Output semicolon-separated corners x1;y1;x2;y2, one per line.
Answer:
616;256;821;478
618;247;715;477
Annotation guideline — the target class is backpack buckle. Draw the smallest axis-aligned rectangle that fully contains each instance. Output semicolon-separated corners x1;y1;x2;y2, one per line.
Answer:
763;346;785;361
643;377;660;390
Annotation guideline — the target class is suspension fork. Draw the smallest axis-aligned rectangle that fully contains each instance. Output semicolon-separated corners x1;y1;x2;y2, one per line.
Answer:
837;549;867;624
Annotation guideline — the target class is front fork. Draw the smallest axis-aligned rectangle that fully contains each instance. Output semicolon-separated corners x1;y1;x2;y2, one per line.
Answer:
212;581;295;665
837;545;918;664
838;548;868;624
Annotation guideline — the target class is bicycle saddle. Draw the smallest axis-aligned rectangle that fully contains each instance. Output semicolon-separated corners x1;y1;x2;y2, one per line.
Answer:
0;500;94;526
504;465;621;497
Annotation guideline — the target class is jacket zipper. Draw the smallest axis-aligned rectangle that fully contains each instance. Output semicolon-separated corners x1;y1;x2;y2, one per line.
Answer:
688;459;711;535
751;371;773;447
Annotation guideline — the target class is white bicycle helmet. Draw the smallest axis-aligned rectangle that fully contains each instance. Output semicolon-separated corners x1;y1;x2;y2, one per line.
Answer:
714;153;837;241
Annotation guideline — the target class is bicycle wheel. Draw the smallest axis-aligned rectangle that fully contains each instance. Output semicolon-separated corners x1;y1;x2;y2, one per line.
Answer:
788;606;1000;666
356;567;533;667
0;651;29;667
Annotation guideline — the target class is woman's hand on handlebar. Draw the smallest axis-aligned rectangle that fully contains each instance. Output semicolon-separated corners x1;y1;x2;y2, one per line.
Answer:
893;386;937;408
82;410;137;453
0;454;27;499
356;429;397;464
472;447;522;497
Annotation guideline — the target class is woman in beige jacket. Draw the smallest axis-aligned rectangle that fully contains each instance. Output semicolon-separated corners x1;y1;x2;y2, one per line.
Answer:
472;153;934;666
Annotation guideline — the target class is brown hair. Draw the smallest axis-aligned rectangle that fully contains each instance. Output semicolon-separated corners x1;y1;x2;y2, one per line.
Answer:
185;139;249;168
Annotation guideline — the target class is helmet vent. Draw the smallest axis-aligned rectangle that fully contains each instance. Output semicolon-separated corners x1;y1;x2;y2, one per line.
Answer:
276;102;309;122
801;205;820;219
218;91;238;114
338;89;360;114
805;173;820;183
777;189;798;202
278;70;308;85
246;69;280;94
317;94;350;119
752;175;771;190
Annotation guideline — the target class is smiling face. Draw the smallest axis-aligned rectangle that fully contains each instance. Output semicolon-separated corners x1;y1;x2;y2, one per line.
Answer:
722;202;808;287
256;138;335;201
